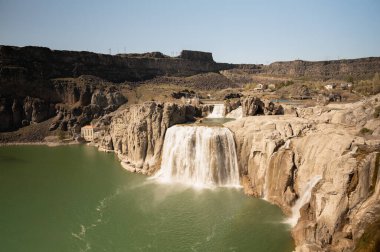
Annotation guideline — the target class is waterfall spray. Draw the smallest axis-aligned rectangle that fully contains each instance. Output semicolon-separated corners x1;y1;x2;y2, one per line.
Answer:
153;125;240;188
207;104;225;118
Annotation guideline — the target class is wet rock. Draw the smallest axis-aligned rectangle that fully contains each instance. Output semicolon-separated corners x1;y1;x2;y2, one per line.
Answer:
100;102;198;174
225;94;380;252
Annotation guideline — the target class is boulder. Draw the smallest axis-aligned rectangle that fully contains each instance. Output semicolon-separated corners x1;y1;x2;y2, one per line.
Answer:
240;96;264;116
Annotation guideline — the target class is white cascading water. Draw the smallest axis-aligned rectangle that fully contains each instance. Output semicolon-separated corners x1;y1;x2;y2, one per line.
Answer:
207;104;225;118
153;125;240;188
286;175;322;227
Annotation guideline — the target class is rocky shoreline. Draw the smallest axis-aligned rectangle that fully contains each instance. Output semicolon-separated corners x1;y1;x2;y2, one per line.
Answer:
1;45;380;251
89;94;380;252
1;95;379;251
1;93;379;252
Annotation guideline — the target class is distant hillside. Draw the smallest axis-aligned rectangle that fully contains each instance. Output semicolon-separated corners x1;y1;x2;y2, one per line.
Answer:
233;57;380;80
0;46;233;83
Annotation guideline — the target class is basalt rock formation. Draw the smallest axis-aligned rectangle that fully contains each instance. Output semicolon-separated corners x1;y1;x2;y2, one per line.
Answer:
0;46;233;83
240;96;284;116
232;57;380;80
0;45;234;132
263;58;380;79
226;94;380;252
0;75;126;132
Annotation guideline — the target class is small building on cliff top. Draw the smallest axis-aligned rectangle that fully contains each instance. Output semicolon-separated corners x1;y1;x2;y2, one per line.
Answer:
81;125;94;141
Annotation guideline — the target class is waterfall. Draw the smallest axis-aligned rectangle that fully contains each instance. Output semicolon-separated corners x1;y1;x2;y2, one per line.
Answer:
207;104;225;118
153;125;240;188
286;175;322;227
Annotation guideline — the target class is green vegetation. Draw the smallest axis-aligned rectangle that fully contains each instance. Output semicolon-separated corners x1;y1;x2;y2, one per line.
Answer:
346;75;354;84
277;80;294;89
57;130;66;141
359;128;373;135
354;219;380;252
374;106;380;118
244;83;257;90
373;73;380;94
355;72;380;95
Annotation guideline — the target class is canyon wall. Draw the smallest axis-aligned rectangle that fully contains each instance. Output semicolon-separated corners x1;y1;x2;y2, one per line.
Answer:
226;94;380;251
233;57;380;80
263;58;380;79
95;94;380;251
96;102;200;174
0;45;233;132
0;46;233;83
0;75;126;132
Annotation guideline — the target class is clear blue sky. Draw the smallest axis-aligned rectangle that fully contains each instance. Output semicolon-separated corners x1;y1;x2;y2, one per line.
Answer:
0;0;379;64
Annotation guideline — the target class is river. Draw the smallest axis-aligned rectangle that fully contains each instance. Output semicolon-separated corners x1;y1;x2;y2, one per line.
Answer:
0;145;294;252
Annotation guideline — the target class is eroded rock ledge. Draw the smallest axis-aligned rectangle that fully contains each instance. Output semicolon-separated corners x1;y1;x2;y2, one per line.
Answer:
95;95;380;252
225;94;380;252
96;102;200;174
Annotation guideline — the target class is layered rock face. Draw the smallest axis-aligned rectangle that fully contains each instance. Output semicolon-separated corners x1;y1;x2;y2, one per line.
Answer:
233;57;380;80
97;102;200;174
263;58;380;79
240;96;284;116
226;94;380;251
0;46;233;83
0;45;233;132
0;96;56;131
0;75;126;132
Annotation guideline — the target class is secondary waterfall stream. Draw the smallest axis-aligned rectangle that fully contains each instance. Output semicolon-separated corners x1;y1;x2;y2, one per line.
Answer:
207;104;225;118
153;125;240;188
286;175;322;226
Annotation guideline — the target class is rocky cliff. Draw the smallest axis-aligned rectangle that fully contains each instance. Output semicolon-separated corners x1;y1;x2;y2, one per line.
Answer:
0;75;126;132
232;57;380;80
225;94;380;251
264;58;380;79
0;46;233;83
0;45;234;133
94;94;380;251
96;102;200;174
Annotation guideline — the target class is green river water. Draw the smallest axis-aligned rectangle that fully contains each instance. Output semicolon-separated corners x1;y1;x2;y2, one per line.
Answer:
0;145;294;252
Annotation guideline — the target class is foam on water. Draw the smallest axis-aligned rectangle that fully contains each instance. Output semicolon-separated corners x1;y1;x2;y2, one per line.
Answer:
152;125;240;188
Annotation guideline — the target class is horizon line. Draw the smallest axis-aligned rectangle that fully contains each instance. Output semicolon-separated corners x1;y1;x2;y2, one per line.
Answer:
2;44;380;65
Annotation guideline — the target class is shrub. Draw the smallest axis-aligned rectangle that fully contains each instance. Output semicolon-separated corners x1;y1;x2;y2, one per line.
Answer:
373;73;380;94
244;83;257;90
346;76;354;84
57;130;66;141
374;106;380;118
359;128;373;135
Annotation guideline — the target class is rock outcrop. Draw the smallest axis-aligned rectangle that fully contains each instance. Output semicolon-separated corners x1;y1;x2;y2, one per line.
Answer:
240;96;284;116
0;75;127;132
232;57;380;80
0;45;233;83
96;102;199;174
0;45;234;132
225;94;380;252
0;96;56;131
